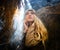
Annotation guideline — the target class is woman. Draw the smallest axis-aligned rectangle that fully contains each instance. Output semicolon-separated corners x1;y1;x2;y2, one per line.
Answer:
24;9;48;50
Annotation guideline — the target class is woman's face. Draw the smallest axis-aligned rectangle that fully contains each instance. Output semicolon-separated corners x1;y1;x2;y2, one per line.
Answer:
25;11;35;22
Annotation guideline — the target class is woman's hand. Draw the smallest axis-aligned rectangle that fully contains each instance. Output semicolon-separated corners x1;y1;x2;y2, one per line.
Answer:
24;20;28;33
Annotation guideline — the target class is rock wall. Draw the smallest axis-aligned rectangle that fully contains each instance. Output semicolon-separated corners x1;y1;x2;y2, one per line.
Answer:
37;3;60;50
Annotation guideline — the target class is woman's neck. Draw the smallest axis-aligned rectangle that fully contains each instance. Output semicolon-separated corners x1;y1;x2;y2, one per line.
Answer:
26;21;34;27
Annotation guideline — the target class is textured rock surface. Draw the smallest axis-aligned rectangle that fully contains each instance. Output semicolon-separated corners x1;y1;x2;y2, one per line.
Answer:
37;3;60;50
30;0;60;10
0;0;21;50
0;0;60;50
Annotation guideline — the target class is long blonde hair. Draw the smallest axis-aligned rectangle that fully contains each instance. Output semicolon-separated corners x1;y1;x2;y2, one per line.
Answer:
25;9;48;48
34;15;48;47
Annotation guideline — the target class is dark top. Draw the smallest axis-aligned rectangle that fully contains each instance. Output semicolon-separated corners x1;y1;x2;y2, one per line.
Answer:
24;41;44;50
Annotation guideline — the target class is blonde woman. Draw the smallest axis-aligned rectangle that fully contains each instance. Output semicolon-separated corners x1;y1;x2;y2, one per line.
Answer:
24;9;48;50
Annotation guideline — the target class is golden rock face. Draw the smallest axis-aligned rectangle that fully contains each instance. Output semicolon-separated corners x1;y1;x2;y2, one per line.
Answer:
0;0;21;44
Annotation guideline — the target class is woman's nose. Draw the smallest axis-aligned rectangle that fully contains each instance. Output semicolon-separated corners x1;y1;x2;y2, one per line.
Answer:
28;13;32;16
28;14;32;17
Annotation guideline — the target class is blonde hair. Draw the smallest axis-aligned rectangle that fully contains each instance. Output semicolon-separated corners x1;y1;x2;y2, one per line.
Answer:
25;9;48;48
25;9;36;16
34;15;48;48
25;9;48;41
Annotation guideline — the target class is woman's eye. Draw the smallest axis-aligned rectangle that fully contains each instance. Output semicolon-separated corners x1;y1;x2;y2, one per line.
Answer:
31;12;35;14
